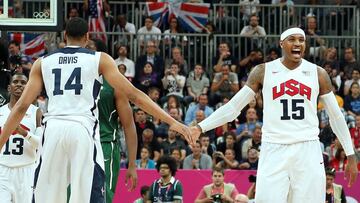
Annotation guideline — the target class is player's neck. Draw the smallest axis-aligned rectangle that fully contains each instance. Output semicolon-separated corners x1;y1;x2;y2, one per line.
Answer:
8;96;19;109
280;57;302;70
161;175;172;184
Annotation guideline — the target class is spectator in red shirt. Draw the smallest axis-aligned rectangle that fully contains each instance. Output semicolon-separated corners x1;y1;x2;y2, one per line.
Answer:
349;115;360;153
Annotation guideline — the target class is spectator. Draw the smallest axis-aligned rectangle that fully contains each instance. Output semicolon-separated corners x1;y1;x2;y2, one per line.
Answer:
134;185;150;203
214;149;240;170
8;40;23;57
265;47;281;62
134;108;156;139
135;40;164;79
341;47;360;81
319;47;340;71
118;64;127;76
238;147;259;170
135;146;156;169
194;166;239;203
325;137;342;161
184;64;210;105
344;82;360;118
188;110;216;143
165;47;189;76
113;14;136;46
216;132;242;162
162;129;187;161
156;107;183;138
183;141;213;169
349;115;360;154
163;18;188;52
240;15;266;48
184;94;214;125
147;156;183;203
237;97;263;124
138;128;162;162
147;87;161;104
239;0;260;22
304;16;326;61
134;62;161;94
325;167;346;203
162;95;184;119
241;125;262;160
161;62;186;103
138;16;162;49
322;62;341;91
238;49;264;81
210;64;240;106
214;96;237;138
235;107;262;141
199;133;216;157
171;148;184;169
344;69;360;96
329;147;347;172
114;45;135;81
213;42;238;73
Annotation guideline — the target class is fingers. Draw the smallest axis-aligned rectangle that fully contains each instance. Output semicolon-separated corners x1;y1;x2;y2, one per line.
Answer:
131;176;138;191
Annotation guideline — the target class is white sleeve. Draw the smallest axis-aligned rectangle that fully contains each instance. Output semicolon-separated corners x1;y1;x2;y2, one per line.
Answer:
25;127;42;149
198;85;256;132
320;92;355;156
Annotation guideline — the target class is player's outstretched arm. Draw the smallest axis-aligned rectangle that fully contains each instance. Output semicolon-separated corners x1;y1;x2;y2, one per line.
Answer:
0;59;43;149
114;88;138;191
99;53;193;144
318;66;358;187
193;64;264;140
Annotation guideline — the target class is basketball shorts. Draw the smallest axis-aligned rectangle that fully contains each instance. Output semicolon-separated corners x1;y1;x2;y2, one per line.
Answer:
33;119;105;203
0;164;35;203
255;139;326;203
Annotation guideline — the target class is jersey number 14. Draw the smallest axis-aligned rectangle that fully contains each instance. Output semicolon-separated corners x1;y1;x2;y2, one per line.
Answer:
52;68;83;95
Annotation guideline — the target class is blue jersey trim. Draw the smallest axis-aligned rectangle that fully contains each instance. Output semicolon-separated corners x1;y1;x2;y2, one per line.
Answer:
43;47;95;58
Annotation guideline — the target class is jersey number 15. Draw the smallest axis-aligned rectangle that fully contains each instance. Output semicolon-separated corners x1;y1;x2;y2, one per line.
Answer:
52;68;83;95
280;99;305;120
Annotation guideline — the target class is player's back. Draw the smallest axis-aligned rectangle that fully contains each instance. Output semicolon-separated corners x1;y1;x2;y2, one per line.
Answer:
41;46;102;127
262;58;319;144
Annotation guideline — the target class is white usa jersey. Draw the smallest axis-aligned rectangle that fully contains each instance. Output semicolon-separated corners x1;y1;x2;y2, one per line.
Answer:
0;104;38;167
262;58;319;144
41;46;102;133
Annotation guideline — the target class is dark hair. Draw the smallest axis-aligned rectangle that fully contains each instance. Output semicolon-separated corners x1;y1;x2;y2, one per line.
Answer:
147;86;160;94
65;17;88;39
10;72;27;82
140;185;150;196
325;167;336;177
223;131;236;141
8;40;20;48
349;81;360;96
212;166;224;175
91;38;107;52
156;156;178;176
145;16;153;22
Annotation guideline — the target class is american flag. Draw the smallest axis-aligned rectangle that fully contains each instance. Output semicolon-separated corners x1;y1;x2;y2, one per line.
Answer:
8;33;45;60
88;0;107;42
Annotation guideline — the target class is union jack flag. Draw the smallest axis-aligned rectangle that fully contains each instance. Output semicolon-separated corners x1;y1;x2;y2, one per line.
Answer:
146;2;210;33
178;3;210;33
146;2;169;28
8;33;45;60
88;0;107;42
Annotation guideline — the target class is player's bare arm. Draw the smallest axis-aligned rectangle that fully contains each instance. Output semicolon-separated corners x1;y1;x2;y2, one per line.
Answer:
114;88;138;191
245;63;265;93
99;53;192;144
0;59;43;149
318;66;358;187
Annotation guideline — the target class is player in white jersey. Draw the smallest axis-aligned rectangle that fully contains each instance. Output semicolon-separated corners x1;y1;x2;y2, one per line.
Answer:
0;73;42;203
190;27;358;203
0;17;192;203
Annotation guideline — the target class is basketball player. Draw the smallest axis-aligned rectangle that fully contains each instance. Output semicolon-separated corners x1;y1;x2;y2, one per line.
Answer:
0;17;191;203
87;39;138;202
191;27;358;202
0;73;42;203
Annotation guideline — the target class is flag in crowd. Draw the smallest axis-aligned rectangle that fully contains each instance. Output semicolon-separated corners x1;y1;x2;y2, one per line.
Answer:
146;2;210;32
8;33;45;59
88;0;107;42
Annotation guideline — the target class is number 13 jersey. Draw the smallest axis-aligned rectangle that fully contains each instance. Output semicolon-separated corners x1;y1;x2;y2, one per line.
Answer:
0;104;38;167
41;47;102;132
262;58;319;144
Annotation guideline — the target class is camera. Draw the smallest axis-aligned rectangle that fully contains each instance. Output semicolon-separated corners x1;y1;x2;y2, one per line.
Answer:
248;174;257;183
211;193;222;203
9;55;22;67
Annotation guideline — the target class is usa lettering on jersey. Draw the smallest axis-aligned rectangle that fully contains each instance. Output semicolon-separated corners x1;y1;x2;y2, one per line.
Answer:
272;79;312;101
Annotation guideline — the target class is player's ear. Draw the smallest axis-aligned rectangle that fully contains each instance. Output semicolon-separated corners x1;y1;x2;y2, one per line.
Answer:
279;40;283;48
64;31;68;43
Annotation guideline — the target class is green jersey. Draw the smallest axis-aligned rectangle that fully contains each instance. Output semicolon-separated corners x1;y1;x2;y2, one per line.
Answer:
98;79;119;142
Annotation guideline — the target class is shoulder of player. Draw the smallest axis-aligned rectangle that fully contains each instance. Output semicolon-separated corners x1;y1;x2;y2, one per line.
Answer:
249;63;265;83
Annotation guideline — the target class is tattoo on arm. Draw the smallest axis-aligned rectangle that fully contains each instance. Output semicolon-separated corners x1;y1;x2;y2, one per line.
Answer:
245;64;265;92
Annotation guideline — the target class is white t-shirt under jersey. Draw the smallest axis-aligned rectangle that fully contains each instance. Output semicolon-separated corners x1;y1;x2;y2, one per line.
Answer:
0;104;38;167
262;58;319;144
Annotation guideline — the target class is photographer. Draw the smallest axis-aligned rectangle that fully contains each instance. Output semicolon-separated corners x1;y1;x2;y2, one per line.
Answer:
195;166;239;203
